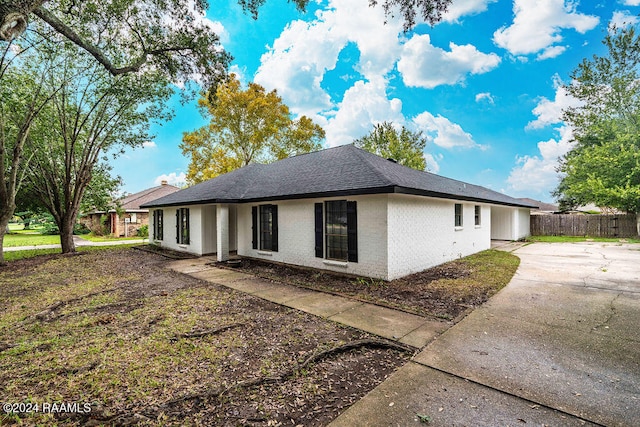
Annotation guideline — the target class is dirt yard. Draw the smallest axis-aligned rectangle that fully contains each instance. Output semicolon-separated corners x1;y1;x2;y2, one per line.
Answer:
239;249;520;320
0;248;414;426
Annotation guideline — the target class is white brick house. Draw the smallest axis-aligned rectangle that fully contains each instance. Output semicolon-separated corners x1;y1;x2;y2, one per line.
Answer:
142;145;533;280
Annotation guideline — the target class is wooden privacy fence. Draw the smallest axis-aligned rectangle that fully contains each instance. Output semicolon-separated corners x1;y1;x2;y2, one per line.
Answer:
530;214;638;238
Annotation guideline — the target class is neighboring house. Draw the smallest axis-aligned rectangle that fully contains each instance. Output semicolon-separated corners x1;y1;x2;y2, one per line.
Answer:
517;198;559;215
82;181;180;237
142;145;535;281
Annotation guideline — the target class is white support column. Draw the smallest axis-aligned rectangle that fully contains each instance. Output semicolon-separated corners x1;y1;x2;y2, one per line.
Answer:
217;204;230;262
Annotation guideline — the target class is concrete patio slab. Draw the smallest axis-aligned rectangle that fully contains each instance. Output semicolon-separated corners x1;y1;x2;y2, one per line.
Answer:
330;361;597;427
189;267;254;283
252;283;316;304
398;320;450;348
279;292;363;318
413;242;640;427
329;303;430;342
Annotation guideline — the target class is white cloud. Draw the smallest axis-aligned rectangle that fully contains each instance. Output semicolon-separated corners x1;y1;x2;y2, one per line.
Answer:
493;0;599;57
324;77;404;146
536;45;567;60
398;34;501;88
527;75;581;129
154;172;187;186
412;111;478;149
424;153;443;173
623;0;640;5
610;10;639;30
442;0;498;22
507;126;574;195
142;140;157;149
254;0;402;117
475;92;495;104
442;0;498;23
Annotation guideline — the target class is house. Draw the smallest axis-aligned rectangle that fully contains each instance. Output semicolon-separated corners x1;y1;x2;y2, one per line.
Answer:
142;145;535;280
517;198;559;215
82;181;180;237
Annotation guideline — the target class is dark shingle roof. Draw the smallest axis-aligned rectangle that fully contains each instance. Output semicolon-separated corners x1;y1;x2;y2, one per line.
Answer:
142;145;536;209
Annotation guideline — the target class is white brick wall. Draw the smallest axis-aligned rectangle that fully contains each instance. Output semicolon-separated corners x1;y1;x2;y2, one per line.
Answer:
150;196;527;280
386;194;491;280
237;195;389;280
149;205;237;256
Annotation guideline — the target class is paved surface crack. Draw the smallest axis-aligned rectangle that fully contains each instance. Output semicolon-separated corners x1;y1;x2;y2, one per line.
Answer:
591;293;621;333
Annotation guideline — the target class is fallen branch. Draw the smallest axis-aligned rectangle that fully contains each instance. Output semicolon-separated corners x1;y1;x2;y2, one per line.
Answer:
173;322;245;340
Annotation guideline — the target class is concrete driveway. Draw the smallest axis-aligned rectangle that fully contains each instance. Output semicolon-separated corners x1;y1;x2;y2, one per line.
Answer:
332;242;640;426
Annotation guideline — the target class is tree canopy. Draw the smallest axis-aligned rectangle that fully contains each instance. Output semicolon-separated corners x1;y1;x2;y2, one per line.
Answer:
180;74;325;184
354;121;428;171
555;26;640;216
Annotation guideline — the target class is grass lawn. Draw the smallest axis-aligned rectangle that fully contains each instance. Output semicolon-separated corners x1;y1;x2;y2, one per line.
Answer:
2;233;60;247
527;235;640;244
0;247;410;425
2;244;141;262
79;233;145;242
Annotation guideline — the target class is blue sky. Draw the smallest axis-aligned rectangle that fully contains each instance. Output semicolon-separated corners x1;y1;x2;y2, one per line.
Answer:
112;0;640;203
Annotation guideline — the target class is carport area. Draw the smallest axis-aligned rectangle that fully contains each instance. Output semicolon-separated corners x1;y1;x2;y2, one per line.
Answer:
332;242;640;426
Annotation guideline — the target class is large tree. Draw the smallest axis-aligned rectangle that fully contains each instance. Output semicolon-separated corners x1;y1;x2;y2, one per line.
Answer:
21;38;171;254
180;74;325;184
0;0;452;46
555;26;640;234
0;36;67;263
354;121;428;171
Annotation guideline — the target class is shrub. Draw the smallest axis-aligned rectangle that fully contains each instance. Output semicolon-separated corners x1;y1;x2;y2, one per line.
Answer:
137;224;149;238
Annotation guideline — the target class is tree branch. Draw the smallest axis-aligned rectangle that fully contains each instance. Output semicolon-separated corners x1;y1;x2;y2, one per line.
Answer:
33;6;199;77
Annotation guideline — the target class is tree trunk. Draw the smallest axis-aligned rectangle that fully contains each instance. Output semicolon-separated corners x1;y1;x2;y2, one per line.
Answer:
59;217;75;254
0;214;9;265
0;0;47;40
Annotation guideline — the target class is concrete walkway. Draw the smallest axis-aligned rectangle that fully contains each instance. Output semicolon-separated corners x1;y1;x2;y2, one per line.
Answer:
3;235;146;252
166;257;450;348
331;242;640;427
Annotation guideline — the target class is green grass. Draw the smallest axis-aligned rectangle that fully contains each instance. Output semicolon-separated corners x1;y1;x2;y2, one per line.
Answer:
80;233;145;242
2;233;60;247
527;235;640;244
2;244;141;262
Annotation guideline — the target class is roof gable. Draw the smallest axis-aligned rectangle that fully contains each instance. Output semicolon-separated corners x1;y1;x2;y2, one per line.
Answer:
142;145;535;208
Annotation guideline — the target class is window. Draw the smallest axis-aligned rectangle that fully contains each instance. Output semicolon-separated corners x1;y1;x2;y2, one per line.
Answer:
252;205;278;252
475;205;481;226
325;200;348;261
153;210;163;240
315;201;357;262
176;208;189;245
454;203;463;227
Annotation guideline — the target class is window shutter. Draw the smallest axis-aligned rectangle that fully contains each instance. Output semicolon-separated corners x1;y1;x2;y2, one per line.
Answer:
184;208;190;244
314;203;323;258
252;206;258;249
271;205;278;252
176;210;180;244
347;201;358;263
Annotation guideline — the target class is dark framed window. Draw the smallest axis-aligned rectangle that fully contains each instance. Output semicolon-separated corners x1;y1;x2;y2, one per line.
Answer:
316;200;357;262
475;205;481;226
252;204;278;251
454;203;463;227
176;208;189;245
325;200;348;261
153;210;163;240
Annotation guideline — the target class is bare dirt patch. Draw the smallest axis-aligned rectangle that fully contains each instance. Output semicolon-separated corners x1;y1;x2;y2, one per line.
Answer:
238;249;521;320
0;248;411;426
